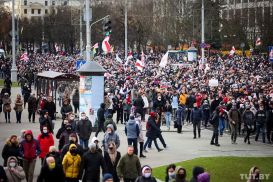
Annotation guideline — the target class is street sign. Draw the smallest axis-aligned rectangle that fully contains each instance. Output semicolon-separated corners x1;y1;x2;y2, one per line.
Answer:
76;60;86;70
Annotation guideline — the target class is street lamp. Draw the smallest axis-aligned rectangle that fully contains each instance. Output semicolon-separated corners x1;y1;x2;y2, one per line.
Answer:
11;0;17;82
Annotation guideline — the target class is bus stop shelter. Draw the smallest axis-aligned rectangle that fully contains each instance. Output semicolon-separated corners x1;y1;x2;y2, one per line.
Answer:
36;71;79;104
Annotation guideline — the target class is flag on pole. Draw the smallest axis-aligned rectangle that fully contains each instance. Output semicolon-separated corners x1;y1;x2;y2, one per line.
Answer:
92;43;99;55
102;36;111;54
255;37;261;46
159;51;169;68
135;59;144;71
141;51;145;66
20;52;29;62
116;54;122;63
125;52;133;65
229;46;236;56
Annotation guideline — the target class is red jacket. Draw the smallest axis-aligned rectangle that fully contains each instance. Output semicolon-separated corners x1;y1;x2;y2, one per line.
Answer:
37;133;54;159
196;94;203;108
20;130;41;160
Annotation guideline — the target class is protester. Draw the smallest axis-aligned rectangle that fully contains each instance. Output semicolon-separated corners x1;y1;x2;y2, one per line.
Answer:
197;172;210;182
103;124;120;152
165;164;176;182
96;103;106;137
242;105;255;144
27;93;37;123
2;93;11;123
72;89;79;114
76;112;92;149
3;156;26;182
247;166;261;182
175;166;187;182
2;135;20;167
210;107;220;146
0;165;7;182
189;166;204;182
135;113;146;158
14;94;23;124
37;126;54;164
135;165;157;182
228;103;241;144
125;115;140;155
191;103;202;139
255;104;267;143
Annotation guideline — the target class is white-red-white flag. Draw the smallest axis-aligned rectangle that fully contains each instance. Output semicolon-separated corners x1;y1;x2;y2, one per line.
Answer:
229;46;236;56
125;52;133;65
135;59;144;71
116;54;122;63
255;37;261;46
20;52;29;62
141;51;145;66
102;36;111;54
159;51;169;68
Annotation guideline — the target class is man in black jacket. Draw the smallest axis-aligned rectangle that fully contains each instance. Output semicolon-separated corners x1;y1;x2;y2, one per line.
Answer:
191;103;202;139
95;103;106;137
44;96;56;121
80;143;107;182
77;112;92;149
266;101;273;144
210;107;220;146
255;104;267;143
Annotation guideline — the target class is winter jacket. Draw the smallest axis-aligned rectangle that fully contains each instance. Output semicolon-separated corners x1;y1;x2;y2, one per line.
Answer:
117;154;141;179
27;96;37;112
242;110;255;127
186;95;195;108
37;133;54;159
104;118;117;131
136;118;144;142
80;151;107;181
60;104;73;119
77;118;92;140
14;99;23;112
133;97;145;114
103;129;120;151
179;93;187;105
104;151;121;182
97;107;106;123
37;164;65;182
62;144;81;179
61;142;84;160
39;116;54;133
72;91;79;105
228;109;241;124
164;105;172;113
145;117;160;140
255;110;266;125
2;96;11;112
19;130;41;161
135;176;157;182
4;157;25;182
190;108;202;124
44;101;56;120
0;165;7;182
125;119;140;139
2;136;20;166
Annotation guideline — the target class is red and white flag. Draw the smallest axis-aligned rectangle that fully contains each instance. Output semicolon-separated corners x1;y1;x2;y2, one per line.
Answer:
102;36;111;54
229;46;236;56
255;37;261;46
159;51;169;68
135;59;144;71
125;52;133;65
141;51;145;66
20;52;29;62
92;43;99;49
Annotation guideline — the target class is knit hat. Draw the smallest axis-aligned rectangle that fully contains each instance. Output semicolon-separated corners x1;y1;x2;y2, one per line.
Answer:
103;173;113;182
197;172;210;182
149;112;156;118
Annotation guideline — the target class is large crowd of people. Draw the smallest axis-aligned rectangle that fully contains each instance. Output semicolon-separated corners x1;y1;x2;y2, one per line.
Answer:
0;51;272;182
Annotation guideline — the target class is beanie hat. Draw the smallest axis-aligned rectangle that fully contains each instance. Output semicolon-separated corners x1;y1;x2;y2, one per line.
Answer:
197;172;210;182
103;173;113;182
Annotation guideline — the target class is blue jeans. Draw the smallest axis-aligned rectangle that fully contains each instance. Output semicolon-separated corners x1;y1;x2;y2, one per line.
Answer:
219;118;225;135
255;124;266;143
165;112;171;128
127;138;138;155
144;138;160;151
15;111;22;123
80;139;89;149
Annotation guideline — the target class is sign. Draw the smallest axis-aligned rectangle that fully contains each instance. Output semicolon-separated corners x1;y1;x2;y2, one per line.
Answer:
200;43;206;48
76;60;86;70
209;79;219;87
269;46;273;62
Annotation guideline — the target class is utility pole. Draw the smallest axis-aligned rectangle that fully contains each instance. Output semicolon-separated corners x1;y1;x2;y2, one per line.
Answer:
85;0;91;61
80;6;83;57
124;0;128;59
201;0;205;64
11;0;17;82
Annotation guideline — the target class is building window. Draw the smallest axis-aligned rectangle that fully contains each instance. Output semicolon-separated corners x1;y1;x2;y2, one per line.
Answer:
45;9;48;14
45;1;48;6
24;9;27;14
24;0;27;5
31;9;34;14
52;1;55;5
38;9;41;14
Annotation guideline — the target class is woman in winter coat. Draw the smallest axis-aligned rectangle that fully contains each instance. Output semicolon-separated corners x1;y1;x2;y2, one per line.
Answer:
175;166;187;182
4;156;26;182
2;93;11;123
135;165;157;182
14;94;23;124
62;144;81;182
135;113;146;158
104;141;121;182
37;126;54;164
1;135;20;167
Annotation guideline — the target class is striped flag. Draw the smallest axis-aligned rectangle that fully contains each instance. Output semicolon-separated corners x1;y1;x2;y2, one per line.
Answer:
102;36;111;54
229;46;235;56
159;51;169;68
141;51;145;66
135;59;144;71
20;52;29;62
255;37;261;46
125;52;133;65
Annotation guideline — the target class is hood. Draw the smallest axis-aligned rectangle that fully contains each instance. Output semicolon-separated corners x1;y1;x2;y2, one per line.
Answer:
107;124;114;131
91;137;99;143
6;135;18;146
7;156;18;166
24;130;33;139
69;144;77;150
141;165;152;176
128;119;136;125
101;103;106;109
192;166;204;178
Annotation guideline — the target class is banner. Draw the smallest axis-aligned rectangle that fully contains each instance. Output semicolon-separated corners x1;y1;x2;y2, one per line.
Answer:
209;79;219;87
269;46;273;62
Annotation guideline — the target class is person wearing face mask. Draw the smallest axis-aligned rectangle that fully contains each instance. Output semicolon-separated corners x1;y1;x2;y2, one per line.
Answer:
62;144;81;182
117;146;141;182
60;99;73;120
37;156;65;182
3;156;25;182
57;124;75;151
165;164;176;182
76;112;92;150
37;126;54;165
175;167;187;182
39;111;54;134
242;105;255;144
44;146;62;168
255;104;267;143
135;165;157;182
103;124;120;152
79;143;107;182
2;135;20;167
61;133;83;160
104;142;121;182
228;103;241;144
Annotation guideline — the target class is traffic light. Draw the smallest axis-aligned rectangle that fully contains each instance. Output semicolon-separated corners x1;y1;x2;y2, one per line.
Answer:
103;18;112;36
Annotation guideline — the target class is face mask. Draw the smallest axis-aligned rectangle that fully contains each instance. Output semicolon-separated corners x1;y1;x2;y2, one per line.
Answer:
144;173;151;178
43;130;48;134
70;149;77;155
9;162;16;168
48;162;56;170
168;172;175;178
177;174;185;179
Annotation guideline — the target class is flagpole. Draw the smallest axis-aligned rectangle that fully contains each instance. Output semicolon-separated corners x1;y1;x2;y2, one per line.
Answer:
201;0;205;64
85;0;91;61
125;0;128;60
11;0;17;82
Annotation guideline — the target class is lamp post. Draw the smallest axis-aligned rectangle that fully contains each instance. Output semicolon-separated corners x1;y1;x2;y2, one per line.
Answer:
124;0;128;59
11;0;17;82
201;0;205;64
85;0;91;61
